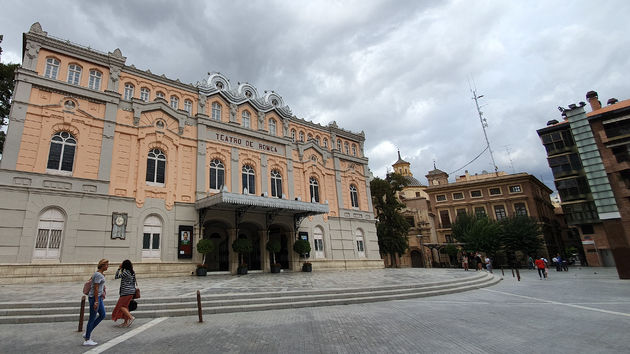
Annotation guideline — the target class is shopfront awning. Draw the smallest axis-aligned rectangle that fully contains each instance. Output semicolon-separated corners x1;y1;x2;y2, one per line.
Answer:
195;191;329;216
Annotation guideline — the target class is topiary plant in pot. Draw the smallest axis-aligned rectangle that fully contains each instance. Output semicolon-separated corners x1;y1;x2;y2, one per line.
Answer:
266;239;282;273
293;238;312;272
232;237;253;275
196;239;215;276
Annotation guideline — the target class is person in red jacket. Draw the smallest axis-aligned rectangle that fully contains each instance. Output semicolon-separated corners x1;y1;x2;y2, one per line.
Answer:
535;257;547;279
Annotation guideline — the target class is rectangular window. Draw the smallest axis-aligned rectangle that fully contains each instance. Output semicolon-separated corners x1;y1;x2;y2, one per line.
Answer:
88;70;102;90
436;194;446;202
143;233;151;249
445;234;454;243
452;192;464;200
405;217;415;227
475;207;486;217
314;239;324;252
494;205;507;220
581;224;594;234
514;202;528;216
456;208;467;216
439;210;451;228
470;190;482;198
489;187;501;195
356;239;365;252
509;185;522;193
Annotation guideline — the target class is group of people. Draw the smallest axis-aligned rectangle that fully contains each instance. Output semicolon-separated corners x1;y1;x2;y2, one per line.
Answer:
528;253;570;280
461;252;492;273
82;259;138;347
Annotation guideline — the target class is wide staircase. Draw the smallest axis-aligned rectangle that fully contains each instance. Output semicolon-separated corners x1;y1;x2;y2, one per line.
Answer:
0;272;499;324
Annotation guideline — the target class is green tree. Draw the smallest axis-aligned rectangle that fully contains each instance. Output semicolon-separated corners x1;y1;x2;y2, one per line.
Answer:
370;173;410;267
0;35;19;155
499;215;542;267
451;213;502;259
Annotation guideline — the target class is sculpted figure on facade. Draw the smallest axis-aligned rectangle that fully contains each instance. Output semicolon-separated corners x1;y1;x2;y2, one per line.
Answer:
24;42;40;70
257;111;265;129
282;118;289;136
229;103;237;122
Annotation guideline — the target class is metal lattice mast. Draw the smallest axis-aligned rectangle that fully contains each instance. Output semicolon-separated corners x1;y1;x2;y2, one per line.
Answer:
471;89;498;172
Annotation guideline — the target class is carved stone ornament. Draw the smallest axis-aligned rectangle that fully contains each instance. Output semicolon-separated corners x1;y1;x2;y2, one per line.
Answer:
110;66;121;82
111;212;128;239
257;111;265;127
229;103;237;122
26;42;40;59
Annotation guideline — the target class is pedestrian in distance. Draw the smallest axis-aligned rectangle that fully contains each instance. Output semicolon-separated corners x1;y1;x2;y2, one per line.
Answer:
528;255;534;270
535;257;546;279
462;253;469;271
83;258;109;346
554;253;562;272
562;258;569;272
112;259;136;328
475;253;483;271
485;256;493;273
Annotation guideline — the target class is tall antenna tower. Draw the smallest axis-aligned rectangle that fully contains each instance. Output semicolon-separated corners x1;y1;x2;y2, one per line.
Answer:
471;88;498;172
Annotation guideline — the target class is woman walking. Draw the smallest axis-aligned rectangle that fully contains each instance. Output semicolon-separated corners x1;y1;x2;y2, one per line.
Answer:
84;259;108;346
112;259;136;327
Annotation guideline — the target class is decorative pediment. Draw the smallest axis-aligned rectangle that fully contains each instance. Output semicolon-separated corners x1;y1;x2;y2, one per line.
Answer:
132;100;188;134
298;141;328;165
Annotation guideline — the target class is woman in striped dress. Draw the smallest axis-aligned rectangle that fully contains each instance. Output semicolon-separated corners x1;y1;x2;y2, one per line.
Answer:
112;259;136;327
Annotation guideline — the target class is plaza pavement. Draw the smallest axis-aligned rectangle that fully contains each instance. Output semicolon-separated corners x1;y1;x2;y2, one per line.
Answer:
1;267;629;353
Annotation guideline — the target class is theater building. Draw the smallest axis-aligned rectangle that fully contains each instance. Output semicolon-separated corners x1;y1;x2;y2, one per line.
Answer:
0;23;381;281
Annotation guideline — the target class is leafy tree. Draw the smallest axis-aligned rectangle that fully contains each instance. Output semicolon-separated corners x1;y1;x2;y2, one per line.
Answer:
1;35;19;155
370;173;410;267
196;239;215;266
451;213;502;259
499;215;542;267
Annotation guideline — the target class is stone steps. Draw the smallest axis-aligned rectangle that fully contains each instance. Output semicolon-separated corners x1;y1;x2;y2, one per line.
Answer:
0;272;500;324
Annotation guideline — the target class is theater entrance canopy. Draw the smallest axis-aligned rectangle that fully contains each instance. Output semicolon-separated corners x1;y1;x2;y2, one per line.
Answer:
195;191;329;231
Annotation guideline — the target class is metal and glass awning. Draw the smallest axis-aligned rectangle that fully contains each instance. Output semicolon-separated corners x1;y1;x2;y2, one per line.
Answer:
195;191;329;216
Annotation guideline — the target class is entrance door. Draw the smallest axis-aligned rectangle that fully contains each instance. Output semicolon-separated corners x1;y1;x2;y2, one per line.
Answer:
411;250;424;268
142;216;161;259
241;233;261;270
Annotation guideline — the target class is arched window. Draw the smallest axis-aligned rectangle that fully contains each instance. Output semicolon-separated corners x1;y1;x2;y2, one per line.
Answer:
314;227;325;259
242;111;250;128
212;102;222;121
309;176;319;203
323;138;328;149
350;184;359;208
269;119;277;135
299;131;305;142
34;208;64;260
344;142;349;154
270;170;282;198
307;133;313;141
355;229;365;257
291;129;296;142
44;58;59;79
184;99;192;114
88;70;102;90
142;215;161;259
170;96;179;109
47;131;76;174
352;144;357;156
124;83;134;100
156;91;165;99
315;136;321;146
337;139;342;151
242;165;255;194
209;159;225;190
67;64;82;85
146;148;166;185
140;87;150;102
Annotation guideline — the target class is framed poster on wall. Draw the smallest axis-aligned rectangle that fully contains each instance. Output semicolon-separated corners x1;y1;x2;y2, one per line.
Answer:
178;225;194;259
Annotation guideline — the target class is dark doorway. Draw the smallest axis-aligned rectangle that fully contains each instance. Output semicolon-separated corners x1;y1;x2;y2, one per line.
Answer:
411;250;424;268
203;222;230;272
269;225;290;269
240;232;261;271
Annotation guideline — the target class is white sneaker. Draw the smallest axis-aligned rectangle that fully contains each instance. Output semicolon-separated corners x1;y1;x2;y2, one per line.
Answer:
83;339;98;346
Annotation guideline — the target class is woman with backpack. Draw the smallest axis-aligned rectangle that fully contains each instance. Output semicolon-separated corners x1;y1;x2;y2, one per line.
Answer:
83;258;109;346
112;259;136;328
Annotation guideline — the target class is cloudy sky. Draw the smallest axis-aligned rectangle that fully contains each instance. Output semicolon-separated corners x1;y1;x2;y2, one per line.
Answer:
2;0;629;191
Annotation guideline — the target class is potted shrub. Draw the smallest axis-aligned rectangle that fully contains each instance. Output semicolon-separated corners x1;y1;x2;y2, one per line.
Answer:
266;239;282;273
232;237;253;275
196;238;215;276
293;238;312;272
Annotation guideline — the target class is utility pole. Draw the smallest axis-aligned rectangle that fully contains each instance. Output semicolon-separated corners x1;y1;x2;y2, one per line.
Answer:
471;89;498;172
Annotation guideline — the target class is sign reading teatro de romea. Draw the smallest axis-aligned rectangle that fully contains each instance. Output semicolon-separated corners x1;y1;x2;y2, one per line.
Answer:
210;129;284;155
